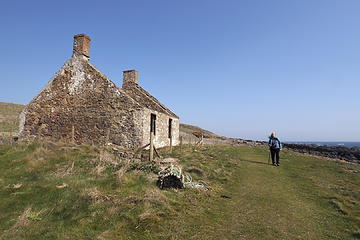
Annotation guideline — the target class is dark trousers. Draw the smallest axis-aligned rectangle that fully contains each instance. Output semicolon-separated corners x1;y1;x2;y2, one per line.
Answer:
270;148;280;165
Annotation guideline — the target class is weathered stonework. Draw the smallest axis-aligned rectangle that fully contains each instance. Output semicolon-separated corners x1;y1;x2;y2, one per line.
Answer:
139;109;180;148
19;34;179;149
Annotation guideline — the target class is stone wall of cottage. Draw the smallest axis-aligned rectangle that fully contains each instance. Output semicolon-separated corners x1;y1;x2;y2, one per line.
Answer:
19;57;143;149
19;34;180;150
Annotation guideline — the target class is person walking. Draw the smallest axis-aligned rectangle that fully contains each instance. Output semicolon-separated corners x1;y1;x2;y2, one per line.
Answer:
268;132;282;166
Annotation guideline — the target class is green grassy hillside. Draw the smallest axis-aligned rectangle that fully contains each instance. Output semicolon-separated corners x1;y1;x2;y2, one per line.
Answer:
180;123;222;139
0;143;359;239
0;102;25;134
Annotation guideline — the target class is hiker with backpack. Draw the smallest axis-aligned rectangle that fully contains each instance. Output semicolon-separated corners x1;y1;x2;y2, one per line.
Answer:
268;132;282;166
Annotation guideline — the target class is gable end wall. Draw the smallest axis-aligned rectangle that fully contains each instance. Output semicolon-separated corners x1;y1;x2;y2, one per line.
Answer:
19;57;144;148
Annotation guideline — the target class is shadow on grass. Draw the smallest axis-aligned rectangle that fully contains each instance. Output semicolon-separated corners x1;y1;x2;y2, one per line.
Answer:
239;159;271;166
353;232;360;239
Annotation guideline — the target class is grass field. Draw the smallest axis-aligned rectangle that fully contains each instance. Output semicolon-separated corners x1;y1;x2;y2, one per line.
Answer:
0;143;359;239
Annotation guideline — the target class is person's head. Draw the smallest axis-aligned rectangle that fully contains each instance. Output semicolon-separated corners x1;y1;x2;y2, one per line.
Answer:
270;132;276;138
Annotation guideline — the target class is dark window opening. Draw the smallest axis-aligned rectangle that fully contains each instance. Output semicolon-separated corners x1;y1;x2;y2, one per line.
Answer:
168;118;172;138
150;114;156;135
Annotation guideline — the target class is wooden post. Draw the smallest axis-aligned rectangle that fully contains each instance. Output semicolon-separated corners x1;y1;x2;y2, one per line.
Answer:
154;146;161;158
10;132;13;145
180;136;183;151
170;137;173;153
71;125;75;143
135;143;150;154
168;118;173;153
149;132;154;161
106;129;110;143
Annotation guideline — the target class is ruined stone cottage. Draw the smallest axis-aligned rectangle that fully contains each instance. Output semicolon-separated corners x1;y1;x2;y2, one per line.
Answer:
19;34;179;149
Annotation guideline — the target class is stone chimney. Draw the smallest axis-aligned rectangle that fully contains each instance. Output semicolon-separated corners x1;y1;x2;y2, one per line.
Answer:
123;70;138;87
73;34;91;59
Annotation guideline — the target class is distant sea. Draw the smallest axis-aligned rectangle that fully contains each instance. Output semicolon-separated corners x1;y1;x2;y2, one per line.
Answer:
285;141;360;148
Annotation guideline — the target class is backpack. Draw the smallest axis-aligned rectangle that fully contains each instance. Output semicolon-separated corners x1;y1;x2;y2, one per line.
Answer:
270;138;280;149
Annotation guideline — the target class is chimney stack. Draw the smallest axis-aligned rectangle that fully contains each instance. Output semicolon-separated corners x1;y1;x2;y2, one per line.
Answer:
73;34;91;59
123;70;138;87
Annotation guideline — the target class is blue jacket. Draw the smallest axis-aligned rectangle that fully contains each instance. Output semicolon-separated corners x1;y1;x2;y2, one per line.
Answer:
268;137;282;149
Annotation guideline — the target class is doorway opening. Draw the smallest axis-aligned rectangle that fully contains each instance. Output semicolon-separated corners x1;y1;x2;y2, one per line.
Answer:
168;118;172;138
150;114;156;135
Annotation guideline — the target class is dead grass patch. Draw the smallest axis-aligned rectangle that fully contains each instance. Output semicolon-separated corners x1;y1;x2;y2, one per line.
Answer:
123;188;168;208
85;187;115;203
116;160;131;183
13;207;32;228
90;149;126;177
53;161;75;178
25;145;52;163
2;207;33;238
138;210;163;222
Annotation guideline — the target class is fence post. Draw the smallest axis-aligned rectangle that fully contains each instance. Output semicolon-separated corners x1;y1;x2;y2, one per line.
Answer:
71;125;75;143
149;132;154;161
170;137;173;153
180;136;183;151
106;129;110;143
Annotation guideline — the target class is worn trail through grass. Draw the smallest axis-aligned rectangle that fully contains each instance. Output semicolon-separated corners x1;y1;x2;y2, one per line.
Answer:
193;146;360;240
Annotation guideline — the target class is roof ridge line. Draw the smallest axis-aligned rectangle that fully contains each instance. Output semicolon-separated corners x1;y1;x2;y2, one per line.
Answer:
124;83;178;118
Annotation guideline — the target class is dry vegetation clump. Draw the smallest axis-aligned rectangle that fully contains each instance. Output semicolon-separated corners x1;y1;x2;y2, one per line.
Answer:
89;149;121;176
115;159;132;183
98;149;121;166
1;207;32;238
84;187;115;204
143;188;169;204
25;145;52;163
12;207;32;229
53;161;76;178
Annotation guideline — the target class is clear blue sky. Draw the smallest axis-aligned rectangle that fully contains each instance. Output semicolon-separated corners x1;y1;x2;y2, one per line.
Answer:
1;0;359;141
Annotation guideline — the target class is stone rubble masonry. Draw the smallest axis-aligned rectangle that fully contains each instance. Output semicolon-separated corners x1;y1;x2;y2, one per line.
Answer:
123;70;139;85
19;34;179;149
140;109;179;148
283;143;360;163
122;81;178;119
73;34;91;59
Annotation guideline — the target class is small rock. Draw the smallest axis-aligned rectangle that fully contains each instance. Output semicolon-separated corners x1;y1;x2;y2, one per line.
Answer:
13;183;22;189
56;183;68;189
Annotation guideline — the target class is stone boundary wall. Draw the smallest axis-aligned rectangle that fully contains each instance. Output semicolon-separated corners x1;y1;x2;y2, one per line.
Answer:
179;133;360;164
234;140;360;164
283;143;360;164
